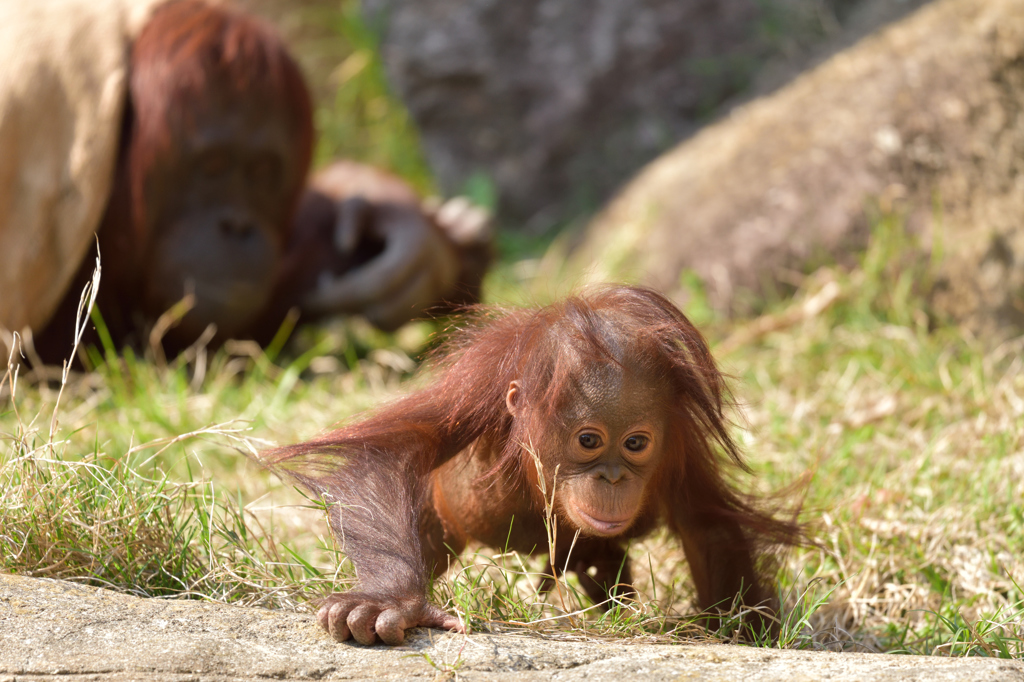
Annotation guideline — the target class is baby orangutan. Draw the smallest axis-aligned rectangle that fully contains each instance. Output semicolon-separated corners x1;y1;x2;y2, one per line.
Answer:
265;285;800;645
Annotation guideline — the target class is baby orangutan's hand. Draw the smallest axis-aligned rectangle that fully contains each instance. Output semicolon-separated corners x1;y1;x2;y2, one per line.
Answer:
316;592;466;645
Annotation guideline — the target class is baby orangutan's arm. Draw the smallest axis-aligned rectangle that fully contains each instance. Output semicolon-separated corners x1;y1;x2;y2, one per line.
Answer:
265;411;472;645
317;458;463;645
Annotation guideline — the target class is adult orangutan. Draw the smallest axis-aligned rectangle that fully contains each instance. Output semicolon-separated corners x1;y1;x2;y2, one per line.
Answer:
266;285;802;646
0;0;490;363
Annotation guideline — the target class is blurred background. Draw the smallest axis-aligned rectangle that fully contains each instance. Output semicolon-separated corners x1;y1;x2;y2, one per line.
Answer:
4;0;1024;657
250;0;928;228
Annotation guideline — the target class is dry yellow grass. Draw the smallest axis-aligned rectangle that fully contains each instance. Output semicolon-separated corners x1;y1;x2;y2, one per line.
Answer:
2;222;1022;656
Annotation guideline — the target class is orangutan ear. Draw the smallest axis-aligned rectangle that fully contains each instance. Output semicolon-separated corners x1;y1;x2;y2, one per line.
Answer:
505;381;521;416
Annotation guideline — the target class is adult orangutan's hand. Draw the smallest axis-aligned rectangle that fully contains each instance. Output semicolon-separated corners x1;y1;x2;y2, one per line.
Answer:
302;196;464;330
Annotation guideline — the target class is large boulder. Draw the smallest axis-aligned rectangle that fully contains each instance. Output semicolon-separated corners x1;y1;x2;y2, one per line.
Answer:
363;0;930;226
578;0;1024;334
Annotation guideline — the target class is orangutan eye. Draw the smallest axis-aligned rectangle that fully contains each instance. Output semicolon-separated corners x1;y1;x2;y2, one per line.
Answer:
624;435;649;452
578;433;602;450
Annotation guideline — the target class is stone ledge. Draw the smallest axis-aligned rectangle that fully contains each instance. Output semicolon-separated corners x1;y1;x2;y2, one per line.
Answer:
1;573;1021;681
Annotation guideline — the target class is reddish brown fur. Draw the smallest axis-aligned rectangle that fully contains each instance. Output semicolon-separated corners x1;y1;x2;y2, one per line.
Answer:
128;0;313;233
266;285;802;645
34;0;315;357
32;0;488;364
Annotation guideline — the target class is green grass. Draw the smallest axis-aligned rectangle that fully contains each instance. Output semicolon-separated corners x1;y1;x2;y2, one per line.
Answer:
3;1;1024;652
7;216;1021;655
709;219;1024;655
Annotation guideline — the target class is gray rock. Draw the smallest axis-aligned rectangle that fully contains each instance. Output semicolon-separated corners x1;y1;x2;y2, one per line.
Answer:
2;573;1022;681
362;0;930;226
578;0;1024;335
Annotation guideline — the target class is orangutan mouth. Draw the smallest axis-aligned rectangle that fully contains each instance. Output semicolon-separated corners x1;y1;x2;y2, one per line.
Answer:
574;507;632;535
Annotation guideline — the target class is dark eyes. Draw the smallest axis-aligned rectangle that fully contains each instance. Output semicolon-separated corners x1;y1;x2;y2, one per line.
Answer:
199;149;230;177
196;150;280;187
624;435;649;452
578;433;650;452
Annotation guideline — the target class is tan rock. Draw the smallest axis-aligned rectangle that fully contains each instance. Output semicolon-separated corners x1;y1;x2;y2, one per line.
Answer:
1;573;1022;680
579;0;1024;334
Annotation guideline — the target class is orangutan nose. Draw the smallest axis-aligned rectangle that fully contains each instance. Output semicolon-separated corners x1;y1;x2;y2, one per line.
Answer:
593;463;625;485
219;214;256;240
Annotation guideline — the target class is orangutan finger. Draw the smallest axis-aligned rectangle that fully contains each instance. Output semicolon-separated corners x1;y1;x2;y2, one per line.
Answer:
374;608;409;646
325;601;353;642
346;603;379;646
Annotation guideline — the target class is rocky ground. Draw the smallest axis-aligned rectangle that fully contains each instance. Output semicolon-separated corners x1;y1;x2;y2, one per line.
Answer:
1;573;1021;681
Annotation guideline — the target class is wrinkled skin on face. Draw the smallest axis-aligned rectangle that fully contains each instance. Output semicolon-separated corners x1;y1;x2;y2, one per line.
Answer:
506;363;668;537
143;89;297;343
